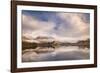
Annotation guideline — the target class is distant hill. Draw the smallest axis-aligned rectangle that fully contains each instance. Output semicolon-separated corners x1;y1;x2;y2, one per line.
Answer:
22;41;37;50
22;35;90;50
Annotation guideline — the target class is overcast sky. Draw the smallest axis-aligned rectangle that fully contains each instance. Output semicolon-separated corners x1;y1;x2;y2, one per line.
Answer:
22;10;90;41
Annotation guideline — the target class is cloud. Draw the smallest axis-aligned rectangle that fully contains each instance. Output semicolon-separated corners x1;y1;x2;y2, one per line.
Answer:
22;12;90;41
22;14;56;38
56;13;89;39
22;14;55;31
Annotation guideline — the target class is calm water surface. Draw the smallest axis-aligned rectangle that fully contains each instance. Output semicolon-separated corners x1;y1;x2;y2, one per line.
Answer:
22;46;90;62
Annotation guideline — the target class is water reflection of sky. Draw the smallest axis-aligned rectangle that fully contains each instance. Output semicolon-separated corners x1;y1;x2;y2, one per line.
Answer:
22;46;90;62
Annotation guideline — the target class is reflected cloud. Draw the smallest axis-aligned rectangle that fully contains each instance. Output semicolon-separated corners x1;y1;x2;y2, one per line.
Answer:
22;46;89;62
